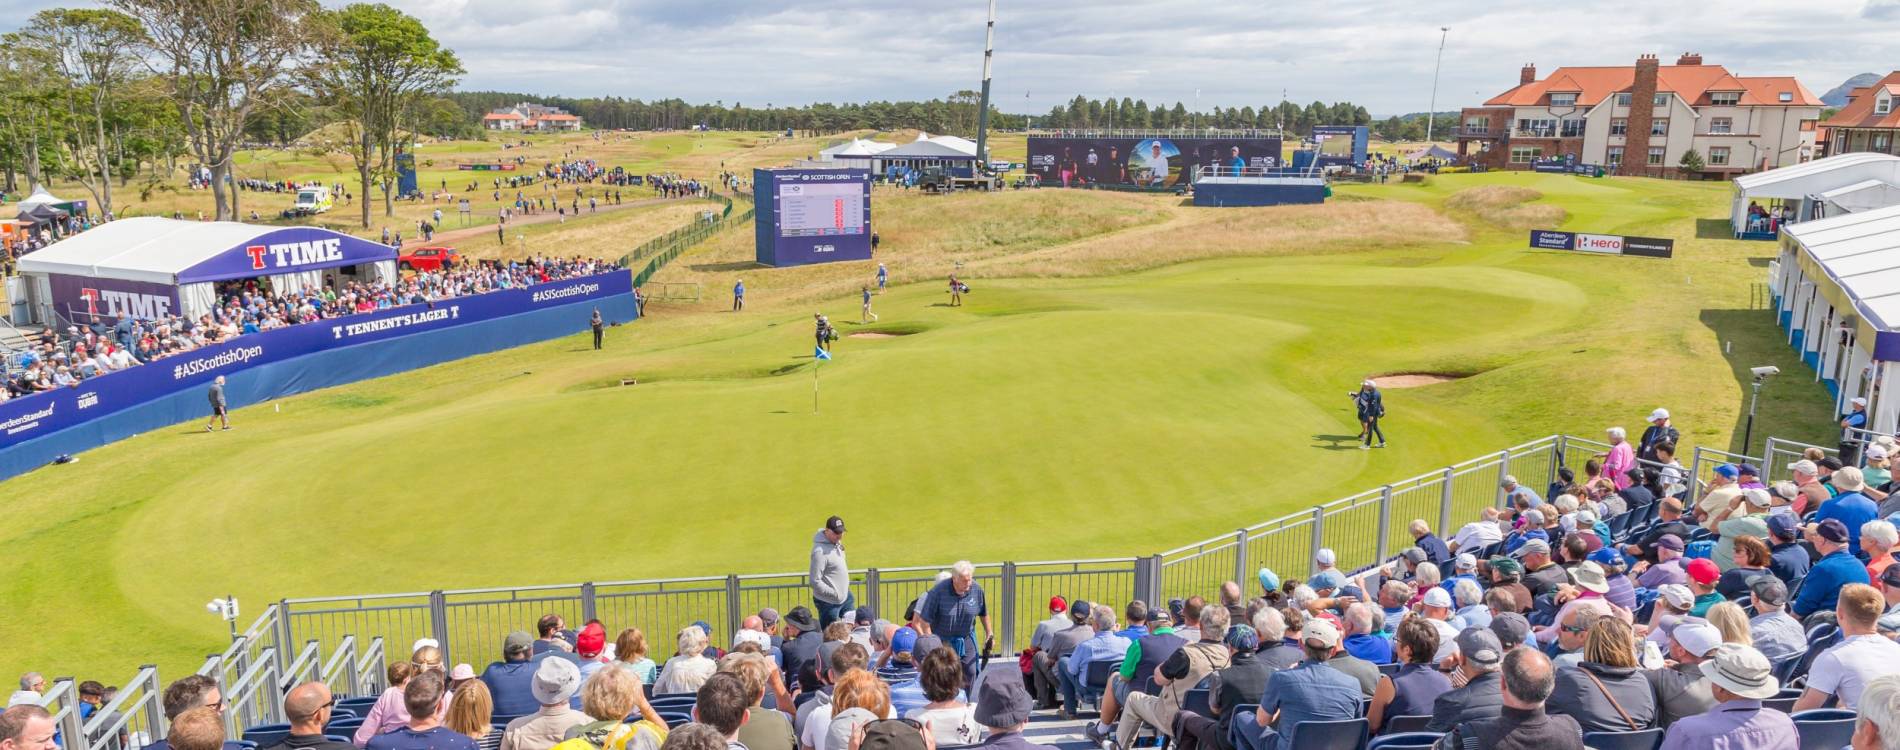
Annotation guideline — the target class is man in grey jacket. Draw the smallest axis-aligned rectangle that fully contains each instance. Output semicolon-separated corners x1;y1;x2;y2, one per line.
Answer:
810;515;854;627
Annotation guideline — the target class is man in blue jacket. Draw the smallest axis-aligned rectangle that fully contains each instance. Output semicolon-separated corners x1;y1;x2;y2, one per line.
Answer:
1815;467;1878;553
1353;380;1385;450
480;631;540;716
1793;519;1871;620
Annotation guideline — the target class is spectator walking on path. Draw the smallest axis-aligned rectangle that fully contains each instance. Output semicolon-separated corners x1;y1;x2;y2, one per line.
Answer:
876;264;888;292
1353;380;1384;449
205;375;230;432
811;516;854;628
590;309;603;350
732;280;745;312
861;287;878;324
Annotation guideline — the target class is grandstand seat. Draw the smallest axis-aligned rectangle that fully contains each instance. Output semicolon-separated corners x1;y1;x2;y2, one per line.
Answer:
490;714;527;729
1357;698;1371;718
1182;688;1212;719
1084;660;1117;710
656;712;694;728
1792;709;1857;750
1288;718;1368;750
324;708;357;720
323;716;365;736
236;743;259;750
1787;625;1841;685
650;695;697;708
336;697;380;715
1381;715;1432;734
1581;728;1663;750
1367;732;1442;750
323;737;351;745
242;724;292;748
1376;663;1401;677
1763;695;1798;714
1227;705;1259;750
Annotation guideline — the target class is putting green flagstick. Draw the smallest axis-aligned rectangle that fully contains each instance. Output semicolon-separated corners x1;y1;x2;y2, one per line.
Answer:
813;357;820;414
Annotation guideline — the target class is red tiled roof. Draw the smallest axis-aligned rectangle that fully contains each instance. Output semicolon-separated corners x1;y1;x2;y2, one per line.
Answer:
484;112;524;120
1484;63;1822;108
535;114;580;121
1823;72;1900;129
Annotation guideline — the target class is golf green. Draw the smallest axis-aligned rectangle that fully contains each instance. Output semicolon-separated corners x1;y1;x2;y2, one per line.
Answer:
0;171;1838;684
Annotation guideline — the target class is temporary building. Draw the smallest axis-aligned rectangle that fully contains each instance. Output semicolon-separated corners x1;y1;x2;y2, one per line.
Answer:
817;138;896;161
1771;202;1900;431
14;217;397;325
1731;153;1900;238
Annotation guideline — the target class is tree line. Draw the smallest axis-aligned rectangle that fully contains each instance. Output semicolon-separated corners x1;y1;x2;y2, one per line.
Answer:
1032;96;1373;136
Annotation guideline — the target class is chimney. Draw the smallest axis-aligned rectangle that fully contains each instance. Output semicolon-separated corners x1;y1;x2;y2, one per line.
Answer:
1677;52;1702;66
1849;86;1870;104
1620;55;1663;177
1521;64;1537;85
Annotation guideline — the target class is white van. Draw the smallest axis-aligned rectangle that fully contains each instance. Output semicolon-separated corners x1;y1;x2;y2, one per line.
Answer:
294;186;333;214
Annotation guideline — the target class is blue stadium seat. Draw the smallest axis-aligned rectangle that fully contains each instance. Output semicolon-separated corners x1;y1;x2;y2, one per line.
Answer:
650;695;697;709
1182;688;1212;719
325;708;357;720
241;725;292;749
1358;698;1371;718
1288;718;1368;750
1368;732;1442;750
1227;704;1259;750
1084;660;1117;710
323;716;364;737
336;697;380;715
1582;728;1663;750
1788;625;1840;685
1381;715;1432;735
1792;709;1857;750
323;737;351;745
656;711;694;728
1376;663;1400;677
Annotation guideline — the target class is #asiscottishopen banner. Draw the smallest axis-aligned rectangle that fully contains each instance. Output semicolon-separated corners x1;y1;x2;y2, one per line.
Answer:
1528;230;1674;258
0;271;631;451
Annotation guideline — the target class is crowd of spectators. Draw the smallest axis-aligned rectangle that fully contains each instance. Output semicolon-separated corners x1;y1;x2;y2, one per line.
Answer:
2;255;616;403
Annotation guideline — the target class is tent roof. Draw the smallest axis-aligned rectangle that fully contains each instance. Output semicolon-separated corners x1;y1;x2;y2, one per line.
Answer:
15;217;394;285
1784;203;1900;334
868;137;980;160
1407;145;1457;160
1733;152;1900;196
17;186;69;208
819;139;896;158
1817;179;1900;215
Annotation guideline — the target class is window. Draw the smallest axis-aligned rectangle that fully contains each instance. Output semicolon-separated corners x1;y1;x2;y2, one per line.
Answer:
1778;92;1793;103
1710;117;1733;134
1879;96;1894;115
1616;93;1633;107
1550;93;1578;107
1879;134;1892;151
1517;118;1556;137
1647;147;1666;165
1709;147;1730;165
1561;119;1586;137
1710;92;1741;106
1654;93;1671;107
1463;116;1489;133
1511;146;1541;164
1651;118;1669;136
1608;147;1624;166
1610;118;1628;136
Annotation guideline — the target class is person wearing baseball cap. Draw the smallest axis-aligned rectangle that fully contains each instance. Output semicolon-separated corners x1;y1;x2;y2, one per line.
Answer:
1745;575;1805;665
1708;487;1773;574
1795;518;1873;619
1242;620;1362;750
1029;596;1070;654
1511;538;1570;601
1684;558;1724;617
1697;464;1743;523
1843;397;1871;464
1633;534;1689;589
1817;467;1879;545
1423;627;1506;733
1650;620;1724;725
811;516;854;628
1484;557;1535;615
1659;644;1796;749
483;631;542;716
1308;548;1347;592
1765;513;1812;584
1639;408;1678;463
1029;601;1092;710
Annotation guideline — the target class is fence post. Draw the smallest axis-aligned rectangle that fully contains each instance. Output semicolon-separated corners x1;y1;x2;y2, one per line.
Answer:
1133;557;1157;604
999;562;1018;653
139;665;163;741
1555;434;1570;471
1688;450;1704;500
50;679;85;750
428;591;450;666
1544;437;1562;487
1232;529;1249;587
1438;467;1456;536
724;575;742;643
865;569;882;618
1308;506;1325;576
275;601;295;674
1495;449;1513;508
580;582;597;624
1375;485;1394;563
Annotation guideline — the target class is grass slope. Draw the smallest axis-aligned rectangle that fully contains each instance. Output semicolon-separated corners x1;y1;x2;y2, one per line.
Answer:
0;170;1834;687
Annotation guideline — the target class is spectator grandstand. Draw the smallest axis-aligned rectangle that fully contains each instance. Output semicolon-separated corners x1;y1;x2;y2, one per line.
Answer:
2;255;613;403
29;427;1900;750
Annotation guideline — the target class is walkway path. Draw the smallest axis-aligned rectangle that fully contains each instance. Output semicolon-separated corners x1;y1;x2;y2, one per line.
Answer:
394;193;703;248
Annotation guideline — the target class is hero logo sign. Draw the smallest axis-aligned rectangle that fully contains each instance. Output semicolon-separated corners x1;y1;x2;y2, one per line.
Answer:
244;238;344;270
1575;234;1625;254
82;287;172;319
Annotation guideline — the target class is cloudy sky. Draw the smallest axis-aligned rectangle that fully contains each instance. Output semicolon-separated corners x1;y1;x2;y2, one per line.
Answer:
6;0;1898;115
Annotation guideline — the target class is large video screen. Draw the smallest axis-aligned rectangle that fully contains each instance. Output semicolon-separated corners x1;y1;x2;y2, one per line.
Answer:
777;181;867;237
1027;136;1283;188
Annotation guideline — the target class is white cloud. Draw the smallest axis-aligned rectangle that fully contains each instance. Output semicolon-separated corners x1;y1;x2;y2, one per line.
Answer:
1;0;1894;114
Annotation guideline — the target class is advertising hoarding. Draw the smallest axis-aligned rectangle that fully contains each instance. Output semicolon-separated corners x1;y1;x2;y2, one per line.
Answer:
1026;136;1283;188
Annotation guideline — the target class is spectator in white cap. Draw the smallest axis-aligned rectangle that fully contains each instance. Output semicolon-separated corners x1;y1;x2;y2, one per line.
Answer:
1449;507;1505;555
1416;588;1462;662
1440;554;1480;594
1659;644;1795;750
1645;620;1721;725
1867;444;1894;498
499;658;585;750
1710;488;1774;573
1601;426;1636;490
1307;549;1346;592
1640;408;1679;464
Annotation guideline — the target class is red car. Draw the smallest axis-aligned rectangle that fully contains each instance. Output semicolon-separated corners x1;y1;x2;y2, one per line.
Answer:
399;246;461;271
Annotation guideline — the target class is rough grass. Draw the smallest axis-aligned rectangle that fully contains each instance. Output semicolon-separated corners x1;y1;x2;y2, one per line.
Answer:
1444;185;1569;229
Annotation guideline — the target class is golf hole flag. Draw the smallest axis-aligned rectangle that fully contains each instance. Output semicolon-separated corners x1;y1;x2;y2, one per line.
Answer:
815;347;831;361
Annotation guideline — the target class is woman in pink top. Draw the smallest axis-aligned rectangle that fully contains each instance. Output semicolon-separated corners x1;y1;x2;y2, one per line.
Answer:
354;646;450;747
1600;426;1636;490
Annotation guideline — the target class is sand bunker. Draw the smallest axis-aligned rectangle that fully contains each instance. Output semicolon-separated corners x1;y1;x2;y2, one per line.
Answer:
1374;373;1464;388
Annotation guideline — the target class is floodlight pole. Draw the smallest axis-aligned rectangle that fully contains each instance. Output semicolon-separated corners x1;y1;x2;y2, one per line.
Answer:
1426;27;1449;143
1742;377;1766;455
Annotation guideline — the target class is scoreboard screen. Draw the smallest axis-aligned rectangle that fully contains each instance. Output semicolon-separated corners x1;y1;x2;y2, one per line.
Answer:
754;168;874;267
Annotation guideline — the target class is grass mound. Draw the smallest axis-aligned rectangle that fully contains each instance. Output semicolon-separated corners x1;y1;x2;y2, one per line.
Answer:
1445;185;1568;229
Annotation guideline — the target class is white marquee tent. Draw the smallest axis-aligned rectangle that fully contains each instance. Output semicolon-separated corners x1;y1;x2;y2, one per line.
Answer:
1732;153;1900;236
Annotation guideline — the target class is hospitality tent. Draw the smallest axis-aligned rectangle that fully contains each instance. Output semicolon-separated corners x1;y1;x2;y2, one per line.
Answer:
1731;153;1900;237
1819;180;1900;216
15;217;397;325
817;138;895;161
1772;202;1900;431
1406;145;1457;161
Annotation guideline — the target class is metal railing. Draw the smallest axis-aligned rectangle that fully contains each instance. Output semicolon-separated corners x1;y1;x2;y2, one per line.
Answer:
82;665;164;750
620;191;755;288
1028;128;1287;140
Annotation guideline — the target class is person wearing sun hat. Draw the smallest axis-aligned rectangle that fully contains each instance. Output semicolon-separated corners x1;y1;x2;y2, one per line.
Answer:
1532;562;1629;647
1646;619;1723;726
1656;643;1796;750
499;657;585;750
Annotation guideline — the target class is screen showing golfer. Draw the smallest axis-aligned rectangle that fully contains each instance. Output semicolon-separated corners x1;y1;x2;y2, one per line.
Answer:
1133;139;1177;186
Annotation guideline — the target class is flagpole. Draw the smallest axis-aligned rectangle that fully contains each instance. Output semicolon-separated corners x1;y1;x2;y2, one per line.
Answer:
813;359;820;414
